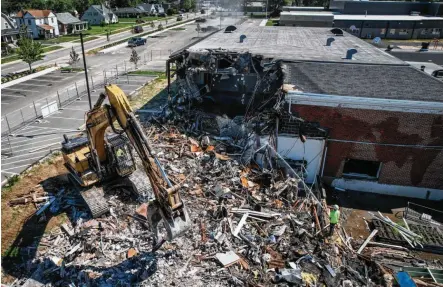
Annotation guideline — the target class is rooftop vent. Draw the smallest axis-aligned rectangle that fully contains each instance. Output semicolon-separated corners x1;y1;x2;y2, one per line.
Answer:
330;28;344;36
240;34;246;43
344;48;357;60
326;37;335;46
224;25;237;33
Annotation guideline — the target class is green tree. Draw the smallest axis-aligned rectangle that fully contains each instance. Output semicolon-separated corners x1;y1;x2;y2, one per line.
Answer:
129;48;140;69
182;0;192;10
17;37;44;72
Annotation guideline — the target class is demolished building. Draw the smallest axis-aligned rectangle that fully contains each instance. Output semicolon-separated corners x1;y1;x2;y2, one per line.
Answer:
164;25;443;200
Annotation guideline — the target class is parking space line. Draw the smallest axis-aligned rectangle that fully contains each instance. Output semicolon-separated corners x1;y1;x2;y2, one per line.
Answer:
1;94;27;98
3;142;61;154
1;150;49;160
16;82;49;87
2;162;44;171
2;154;55;167
48;116;84;121
1;102;10;105
61;108;88;111
2;87;35;93
10;137;61;149
26;125;82;132
2;134;59;145
1;170;19;176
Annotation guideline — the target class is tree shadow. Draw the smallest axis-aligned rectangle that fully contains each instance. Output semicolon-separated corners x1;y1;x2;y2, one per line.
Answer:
1;174;159;285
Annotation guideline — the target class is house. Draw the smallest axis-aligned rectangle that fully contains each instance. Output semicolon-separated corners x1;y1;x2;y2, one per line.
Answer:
244;1;266;16
14;10;59;39
173;26;443;200
81;4;118;25
137;3;165;15
112;7;144;18
1;12;20;43
56;12;88;35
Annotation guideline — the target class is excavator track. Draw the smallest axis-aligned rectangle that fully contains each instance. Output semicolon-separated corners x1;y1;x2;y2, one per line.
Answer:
127;170;154;202
68;174;109;218
80;187;109;218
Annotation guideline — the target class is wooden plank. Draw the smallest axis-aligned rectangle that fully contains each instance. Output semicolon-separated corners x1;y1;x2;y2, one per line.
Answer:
357;229;378;254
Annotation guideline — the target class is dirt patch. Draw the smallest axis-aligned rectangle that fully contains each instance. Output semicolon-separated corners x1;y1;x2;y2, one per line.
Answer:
130;76;169;110
1;154;68;256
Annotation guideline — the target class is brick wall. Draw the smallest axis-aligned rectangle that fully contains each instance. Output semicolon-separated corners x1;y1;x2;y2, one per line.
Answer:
283;104;443;189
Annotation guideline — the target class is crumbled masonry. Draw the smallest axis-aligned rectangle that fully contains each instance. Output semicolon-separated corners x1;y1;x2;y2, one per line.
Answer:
3;47;443;286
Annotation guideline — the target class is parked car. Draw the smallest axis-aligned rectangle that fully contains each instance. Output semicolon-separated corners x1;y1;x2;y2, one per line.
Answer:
133;25;144;33
128;37;147;47
158;12;166;17
177;15;183;21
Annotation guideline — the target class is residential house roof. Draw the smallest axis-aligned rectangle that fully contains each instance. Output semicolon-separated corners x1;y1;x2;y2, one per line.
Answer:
56;12;83;24
38;24;54;30
137;3;155;12
112;7;143;14
24;10;53;18
92;5;114;15
1;12;17;29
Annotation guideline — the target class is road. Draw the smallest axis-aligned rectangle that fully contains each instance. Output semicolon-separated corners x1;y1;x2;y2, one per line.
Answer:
1;13;198;75
1;16;245;183
1;16;241;117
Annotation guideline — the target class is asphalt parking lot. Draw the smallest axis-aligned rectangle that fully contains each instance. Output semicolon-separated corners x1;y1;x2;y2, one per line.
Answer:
1;74;156;182
1;70;86;115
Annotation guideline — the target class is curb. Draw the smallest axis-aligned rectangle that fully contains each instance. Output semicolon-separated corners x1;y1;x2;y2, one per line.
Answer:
2;66;60;88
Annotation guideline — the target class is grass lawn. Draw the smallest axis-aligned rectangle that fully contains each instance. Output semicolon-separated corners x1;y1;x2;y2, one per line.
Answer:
128;70;165;78
38;35;79;44
86;23;136;35
171;27;186;31
42;45;64;53
1;55;20;64
119;16;173;23
72;36;100;43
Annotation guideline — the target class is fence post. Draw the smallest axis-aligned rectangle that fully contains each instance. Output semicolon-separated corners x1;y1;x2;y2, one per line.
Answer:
5;115;11;134
144;54;147;64
127;73;129;84
46;97;49;106
67;88;70;100
116;65;118;78
75;82;79;96
151;50;153;61
124;61;127;73
91;76;94;88
33;101;38;117
20;108;25;123
57;91;61;107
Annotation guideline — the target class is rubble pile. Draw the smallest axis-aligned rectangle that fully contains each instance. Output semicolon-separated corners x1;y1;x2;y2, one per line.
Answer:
5;122;443;287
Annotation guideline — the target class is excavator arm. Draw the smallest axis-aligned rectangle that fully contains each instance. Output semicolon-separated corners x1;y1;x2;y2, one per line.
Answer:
89;84;191;241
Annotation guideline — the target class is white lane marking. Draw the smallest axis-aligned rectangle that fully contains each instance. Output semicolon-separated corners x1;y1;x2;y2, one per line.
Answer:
2;162;43;171
48;116;84;121
1;170;19;175
9;137;61;149
1;102;10;105
25;125;82;131
61;108;88;111
1;150;48;159
15;82;49;87
2;154;54;166
1;94;26;98
2;134;57;145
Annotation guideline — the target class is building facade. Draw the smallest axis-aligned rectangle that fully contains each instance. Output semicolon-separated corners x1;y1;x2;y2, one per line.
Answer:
1;12;19;43
112;7;144;18
14;10;59;39
81;5;118;25
56;12;88;35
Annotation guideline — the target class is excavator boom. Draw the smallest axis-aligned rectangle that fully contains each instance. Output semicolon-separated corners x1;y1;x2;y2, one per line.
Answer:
92;84;191;240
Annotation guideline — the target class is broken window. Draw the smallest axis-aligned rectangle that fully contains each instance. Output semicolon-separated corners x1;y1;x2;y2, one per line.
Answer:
342;159;381;180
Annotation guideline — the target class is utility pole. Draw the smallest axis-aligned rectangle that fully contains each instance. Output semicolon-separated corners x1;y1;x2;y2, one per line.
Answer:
80;33;92;109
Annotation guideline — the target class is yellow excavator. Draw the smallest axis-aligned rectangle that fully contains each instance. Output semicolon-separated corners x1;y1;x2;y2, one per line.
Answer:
61;84;190;241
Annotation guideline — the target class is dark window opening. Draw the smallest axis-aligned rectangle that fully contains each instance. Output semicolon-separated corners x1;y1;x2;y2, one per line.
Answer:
218;58;232;69
342;159;381;179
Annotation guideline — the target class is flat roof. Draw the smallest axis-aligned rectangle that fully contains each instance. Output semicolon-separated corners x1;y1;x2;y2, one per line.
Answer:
285;61;443;102
281;11;335;16
188;26;405;65
283;6;326;10
334;14;443;21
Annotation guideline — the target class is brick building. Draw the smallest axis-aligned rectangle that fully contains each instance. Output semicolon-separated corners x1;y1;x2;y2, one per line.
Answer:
177;26;443;200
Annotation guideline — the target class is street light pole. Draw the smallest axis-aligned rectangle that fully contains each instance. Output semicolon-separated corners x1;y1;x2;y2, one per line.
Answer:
266;0;268;19
80;32;92;109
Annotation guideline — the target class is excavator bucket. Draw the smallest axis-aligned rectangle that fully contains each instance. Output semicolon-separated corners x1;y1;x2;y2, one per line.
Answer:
147;203;191;241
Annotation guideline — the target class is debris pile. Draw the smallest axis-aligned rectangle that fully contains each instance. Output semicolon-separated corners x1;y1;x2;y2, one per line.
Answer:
5;123;443;286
